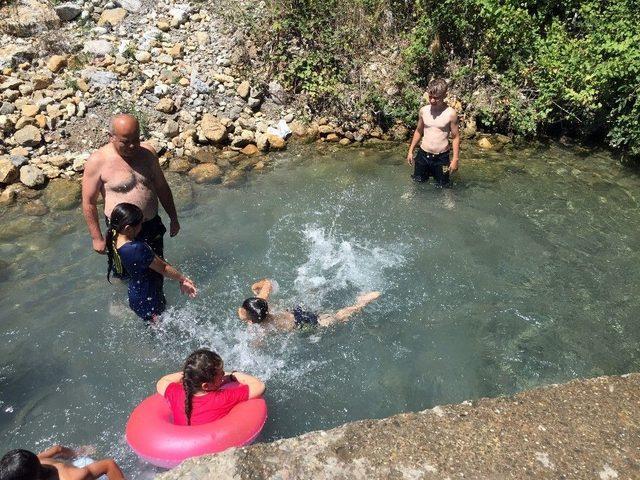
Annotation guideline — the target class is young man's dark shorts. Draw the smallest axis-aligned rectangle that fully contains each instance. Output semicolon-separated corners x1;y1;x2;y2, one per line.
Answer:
104;214;167;280
412;148;451;187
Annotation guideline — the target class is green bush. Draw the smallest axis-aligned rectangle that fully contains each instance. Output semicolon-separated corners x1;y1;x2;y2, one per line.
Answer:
258;0;640;160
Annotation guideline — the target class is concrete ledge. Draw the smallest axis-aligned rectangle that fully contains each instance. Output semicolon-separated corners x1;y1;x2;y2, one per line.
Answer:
158;373;640;479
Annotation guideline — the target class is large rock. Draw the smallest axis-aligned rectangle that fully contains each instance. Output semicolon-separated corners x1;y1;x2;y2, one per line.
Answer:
200;114;227;144
84;69;118;86
477;137;494;150
0;0;60;37
97;8;127;27
13;125;42;147
268;81;287;105
236;81;250;99
0;78;21;92
54;3;82;21
188;163;223;184
241;144;259;156
0;157;19;184
22;199;48;216
155;98;176;114
168;157;192;173
119;0;143;12
43;178;81;210
47;55;67;73
267;134;286;150
83;40;114;56
19;165;45;187
0;45;35;69
0;115;15;134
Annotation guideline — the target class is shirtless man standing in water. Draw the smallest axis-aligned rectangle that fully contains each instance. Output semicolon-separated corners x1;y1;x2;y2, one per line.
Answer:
82;114;179;275
406;78;460;186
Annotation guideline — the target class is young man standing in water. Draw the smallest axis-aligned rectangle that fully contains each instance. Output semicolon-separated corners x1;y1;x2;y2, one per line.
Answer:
82;114;179;270
406;79;460;186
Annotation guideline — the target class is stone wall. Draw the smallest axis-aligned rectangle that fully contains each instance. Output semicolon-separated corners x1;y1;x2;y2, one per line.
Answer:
159;373;640;479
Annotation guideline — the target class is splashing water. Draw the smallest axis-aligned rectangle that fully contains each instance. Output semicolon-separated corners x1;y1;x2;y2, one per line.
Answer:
292;225;405;310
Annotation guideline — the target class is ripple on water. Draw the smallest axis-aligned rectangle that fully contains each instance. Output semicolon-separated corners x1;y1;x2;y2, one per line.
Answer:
1;144;640;476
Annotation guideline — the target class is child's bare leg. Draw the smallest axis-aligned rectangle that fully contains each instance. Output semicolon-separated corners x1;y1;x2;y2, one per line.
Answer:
318;291;381;327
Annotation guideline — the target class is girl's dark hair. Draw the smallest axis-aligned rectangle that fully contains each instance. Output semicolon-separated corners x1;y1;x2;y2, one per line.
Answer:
105;202;144;283
182;349;224;426
0;449;42;480
242;297;269;323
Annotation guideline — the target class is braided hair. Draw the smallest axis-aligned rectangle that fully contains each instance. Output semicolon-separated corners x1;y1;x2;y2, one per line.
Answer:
182;349;224;425
105;202;143;283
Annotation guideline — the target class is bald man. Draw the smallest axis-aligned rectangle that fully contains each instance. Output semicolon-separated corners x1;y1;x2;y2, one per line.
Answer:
82;114;179;272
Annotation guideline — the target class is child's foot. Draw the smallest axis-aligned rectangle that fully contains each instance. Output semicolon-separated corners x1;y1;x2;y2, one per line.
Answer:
356;291;381;306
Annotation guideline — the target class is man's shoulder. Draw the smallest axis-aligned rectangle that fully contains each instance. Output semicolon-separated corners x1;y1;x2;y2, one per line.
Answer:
87;144;111;164
140;141;158;156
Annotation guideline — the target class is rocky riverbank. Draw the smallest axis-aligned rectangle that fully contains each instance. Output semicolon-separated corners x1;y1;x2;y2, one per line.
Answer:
158;373;640;479
0;0;499;212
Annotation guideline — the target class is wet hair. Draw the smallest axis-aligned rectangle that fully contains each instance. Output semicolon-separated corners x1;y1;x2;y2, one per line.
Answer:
427;78;448;98
242;297;269;323
105;202;144;283
0;449;43;480
182;349;224;426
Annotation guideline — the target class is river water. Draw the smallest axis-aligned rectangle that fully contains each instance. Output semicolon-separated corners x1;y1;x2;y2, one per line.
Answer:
1;141;639;476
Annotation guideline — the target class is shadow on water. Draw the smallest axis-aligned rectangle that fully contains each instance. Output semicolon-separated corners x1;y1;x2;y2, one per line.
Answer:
1;143;640;476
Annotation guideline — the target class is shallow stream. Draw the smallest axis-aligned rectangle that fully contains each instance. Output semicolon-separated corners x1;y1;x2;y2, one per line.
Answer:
1;142;639;476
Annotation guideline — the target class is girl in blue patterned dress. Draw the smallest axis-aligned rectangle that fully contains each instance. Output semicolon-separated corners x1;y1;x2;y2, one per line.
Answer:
105;202;197;321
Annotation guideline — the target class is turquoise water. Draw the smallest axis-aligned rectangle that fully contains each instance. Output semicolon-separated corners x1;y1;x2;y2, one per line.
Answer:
1;142;639;476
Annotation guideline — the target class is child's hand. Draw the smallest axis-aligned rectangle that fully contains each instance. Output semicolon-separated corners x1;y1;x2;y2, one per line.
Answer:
252;279;270;295
180;278;198;298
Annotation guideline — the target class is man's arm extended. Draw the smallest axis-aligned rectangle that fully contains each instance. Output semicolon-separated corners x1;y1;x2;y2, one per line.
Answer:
407;110;424;165
149;146;179;237
450;110;460;172
81;153;106;254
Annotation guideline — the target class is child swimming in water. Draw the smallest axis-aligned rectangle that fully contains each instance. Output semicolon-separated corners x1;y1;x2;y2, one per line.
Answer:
238;279;381;330
106;202;197;322
0;445;124;480
156;348;265;426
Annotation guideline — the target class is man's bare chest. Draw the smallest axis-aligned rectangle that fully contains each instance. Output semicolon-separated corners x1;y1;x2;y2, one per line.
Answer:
422;108;451;130
103;162;154;194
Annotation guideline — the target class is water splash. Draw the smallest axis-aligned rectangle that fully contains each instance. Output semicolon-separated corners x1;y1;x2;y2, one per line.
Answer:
292;224;405;310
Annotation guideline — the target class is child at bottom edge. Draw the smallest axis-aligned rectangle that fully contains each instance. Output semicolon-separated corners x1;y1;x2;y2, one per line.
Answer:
0;445;124;480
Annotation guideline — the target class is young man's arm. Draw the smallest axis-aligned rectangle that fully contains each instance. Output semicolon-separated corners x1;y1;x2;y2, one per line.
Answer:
81;153;106;254
84;458;125;480
147;144;180;237
449;109;460;172
407;109;425;165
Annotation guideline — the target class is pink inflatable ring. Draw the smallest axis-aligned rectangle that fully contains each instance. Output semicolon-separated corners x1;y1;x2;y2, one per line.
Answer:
126;390;267;468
